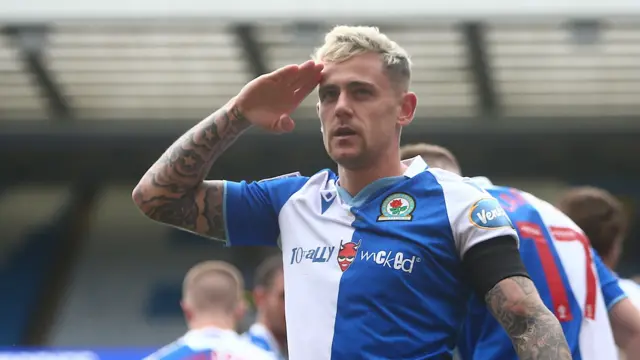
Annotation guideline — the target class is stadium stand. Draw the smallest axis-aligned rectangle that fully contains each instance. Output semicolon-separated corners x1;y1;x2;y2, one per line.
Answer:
48;186;237;347
0;1;639;354
0;186;69;345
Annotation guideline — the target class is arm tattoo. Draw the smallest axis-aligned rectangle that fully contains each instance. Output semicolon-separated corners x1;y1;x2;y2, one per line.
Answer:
132;106;250;240
485;276;572;360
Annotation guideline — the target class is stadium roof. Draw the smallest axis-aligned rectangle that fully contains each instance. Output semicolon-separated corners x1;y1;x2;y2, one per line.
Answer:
1;19;640;122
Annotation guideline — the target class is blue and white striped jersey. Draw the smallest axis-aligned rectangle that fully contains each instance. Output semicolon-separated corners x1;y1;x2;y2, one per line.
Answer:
144;327;275;360
223;157;518;359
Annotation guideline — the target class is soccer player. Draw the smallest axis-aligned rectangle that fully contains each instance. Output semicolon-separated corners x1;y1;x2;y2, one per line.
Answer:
400;143;640;360
144;261;275;360
244;255;287;359
133;25;570;359
557;187;640;308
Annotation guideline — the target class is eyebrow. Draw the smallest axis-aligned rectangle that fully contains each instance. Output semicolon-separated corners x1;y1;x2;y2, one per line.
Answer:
319;81;375;92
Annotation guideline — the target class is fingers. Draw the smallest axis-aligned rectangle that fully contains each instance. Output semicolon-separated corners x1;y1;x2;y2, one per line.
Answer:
272;114;296;134
290;61;323;90
267;64;301;81
292;72;322;106
268;60;322;87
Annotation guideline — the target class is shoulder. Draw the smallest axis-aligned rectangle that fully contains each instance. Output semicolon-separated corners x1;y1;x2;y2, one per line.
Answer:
424;168;490;197
231;336;277;360
422;169;507;224
520;191;583;231
143;339;188;359
418;169;517;255
274;168;338;200
224;171;311;207
256;171;310;189
256;169;335;192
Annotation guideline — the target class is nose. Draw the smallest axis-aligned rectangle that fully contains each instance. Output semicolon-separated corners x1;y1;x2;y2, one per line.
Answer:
334;92;353;120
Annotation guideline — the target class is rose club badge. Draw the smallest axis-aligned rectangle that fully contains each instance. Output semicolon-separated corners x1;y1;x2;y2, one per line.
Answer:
377;193;416;221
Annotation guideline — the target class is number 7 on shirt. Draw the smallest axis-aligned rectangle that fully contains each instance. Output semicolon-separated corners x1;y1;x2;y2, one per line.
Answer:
515;221;597;322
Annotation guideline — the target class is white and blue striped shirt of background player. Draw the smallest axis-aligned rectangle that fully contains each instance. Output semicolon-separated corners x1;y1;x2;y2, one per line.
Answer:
222;156;519;360
458;178;627;360
244;323;286;360
143;327;275;360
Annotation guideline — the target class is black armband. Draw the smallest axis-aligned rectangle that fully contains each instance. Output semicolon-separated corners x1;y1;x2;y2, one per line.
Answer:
462;235;530;299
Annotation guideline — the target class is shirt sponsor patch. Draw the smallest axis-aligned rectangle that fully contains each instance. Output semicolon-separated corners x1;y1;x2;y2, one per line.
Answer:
468;198;513;230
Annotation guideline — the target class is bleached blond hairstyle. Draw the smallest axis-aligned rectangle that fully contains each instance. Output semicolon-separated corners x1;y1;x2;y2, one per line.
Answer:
182;260;245;313
312;25;412;90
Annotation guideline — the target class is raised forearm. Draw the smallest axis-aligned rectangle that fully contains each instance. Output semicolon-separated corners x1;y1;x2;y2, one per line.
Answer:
141;105;249;191
486;276;572;360
132;105;250;231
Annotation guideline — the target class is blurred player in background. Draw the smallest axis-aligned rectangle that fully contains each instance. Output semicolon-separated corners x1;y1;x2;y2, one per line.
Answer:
133;25;569;359
245;255;287;359
400;143;640;360
557;187;640;308
144;261;274;360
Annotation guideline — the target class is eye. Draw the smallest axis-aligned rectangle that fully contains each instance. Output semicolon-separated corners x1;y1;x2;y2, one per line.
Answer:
319;89;338;102
353;88;373;98
337;256;345;261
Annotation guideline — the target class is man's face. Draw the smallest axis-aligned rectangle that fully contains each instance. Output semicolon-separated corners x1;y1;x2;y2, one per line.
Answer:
317;52;416;169
256;270;286;337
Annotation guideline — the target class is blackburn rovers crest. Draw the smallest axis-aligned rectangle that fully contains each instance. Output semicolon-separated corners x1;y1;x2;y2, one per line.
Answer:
377;193;416;221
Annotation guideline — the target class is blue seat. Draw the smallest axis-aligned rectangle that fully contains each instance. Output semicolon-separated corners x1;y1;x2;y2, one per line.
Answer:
0;225;62;345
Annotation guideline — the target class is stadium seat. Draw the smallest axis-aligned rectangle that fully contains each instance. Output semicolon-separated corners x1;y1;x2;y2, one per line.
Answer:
0;225;62;345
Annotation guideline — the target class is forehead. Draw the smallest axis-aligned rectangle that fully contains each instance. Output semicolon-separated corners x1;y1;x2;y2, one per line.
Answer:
320;52;389;88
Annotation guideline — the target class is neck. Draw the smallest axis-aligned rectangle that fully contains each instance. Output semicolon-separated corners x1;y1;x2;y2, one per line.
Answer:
256;314;287;352
603;257;617;271
338;149;405;196
188;315;235;332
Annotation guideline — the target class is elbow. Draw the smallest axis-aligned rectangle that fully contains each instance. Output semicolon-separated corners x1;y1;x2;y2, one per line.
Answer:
131;184;143;208
131;181;152;216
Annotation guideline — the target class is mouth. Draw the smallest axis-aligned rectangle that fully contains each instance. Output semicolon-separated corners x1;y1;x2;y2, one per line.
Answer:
332;127;358;139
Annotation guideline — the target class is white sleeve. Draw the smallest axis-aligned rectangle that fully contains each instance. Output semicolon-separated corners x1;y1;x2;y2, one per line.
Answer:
430;169;519;259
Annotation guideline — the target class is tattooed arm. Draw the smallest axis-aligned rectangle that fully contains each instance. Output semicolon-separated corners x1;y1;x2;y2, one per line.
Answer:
485;276;572;360
132;105;251;240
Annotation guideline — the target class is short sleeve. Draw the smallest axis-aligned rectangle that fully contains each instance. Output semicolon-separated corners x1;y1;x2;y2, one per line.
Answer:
429;169;519;258
592;250;627;310
223;173;308;247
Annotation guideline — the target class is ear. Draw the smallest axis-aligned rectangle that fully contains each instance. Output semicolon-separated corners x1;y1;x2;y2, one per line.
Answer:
398;92;417;127
234;297;247;323
253;287;266;308
180;300;192;322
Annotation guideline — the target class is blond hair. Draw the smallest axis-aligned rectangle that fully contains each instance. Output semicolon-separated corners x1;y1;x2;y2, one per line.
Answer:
312;25;412;89
182;260;245;313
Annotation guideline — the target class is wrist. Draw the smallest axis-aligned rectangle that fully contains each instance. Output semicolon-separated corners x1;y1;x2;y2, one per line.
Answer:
224;99;253;131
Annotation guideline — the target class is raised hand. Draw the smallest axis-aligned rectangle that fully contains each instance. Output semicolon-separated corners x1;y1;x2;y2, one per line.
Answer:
233;60;324;134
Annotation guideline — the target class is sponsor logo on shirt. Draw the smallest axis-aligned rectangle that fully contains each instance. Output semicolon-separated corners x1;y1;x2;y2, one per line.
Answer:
377;193;416;221
337;240;361;272
290;246;335;264
469;198;513;230
359;250;421;274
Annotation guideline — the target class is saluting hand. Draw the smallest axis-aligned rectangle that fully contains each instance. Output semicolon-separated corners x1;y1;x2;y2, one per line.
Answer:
233;60;324;134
